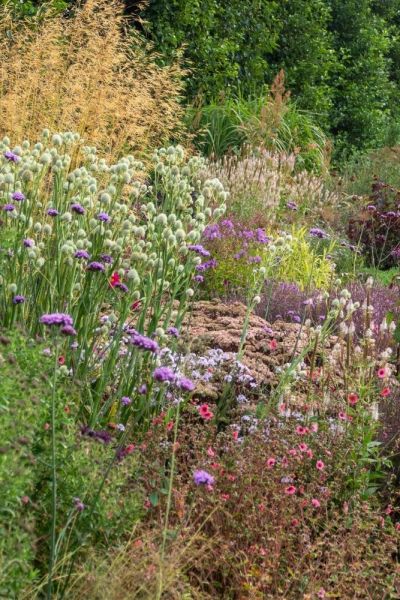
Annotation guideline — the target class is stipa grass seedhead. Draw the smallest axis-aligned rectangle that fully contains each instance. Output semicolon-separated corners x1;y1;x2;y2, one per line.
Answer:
0;0;186;158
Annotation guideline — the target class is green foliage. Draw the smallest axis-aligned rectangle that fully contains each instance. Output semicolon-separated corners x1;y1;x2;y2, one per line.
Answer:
142;0;280;100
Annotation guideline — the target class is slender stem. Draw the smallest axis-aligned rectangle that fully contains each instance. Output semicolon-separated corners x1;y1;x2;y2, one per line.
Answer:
47;339;59;599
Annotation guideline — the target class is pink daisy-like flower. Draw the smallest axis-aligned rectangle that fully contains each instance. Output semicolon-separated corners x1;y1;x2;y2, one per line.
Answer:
311;498;321;508
285;485;297;495
306;449;313;459
377;367;388;379
338;411;348;421
296;425;307;435
289;448;298;456
316;460;325;471
299;443;308;452
347;392;359;406
291;518;300;527
310;422;318;433
380;387;391;398
269;339;277;350
266;457;276;468
207;447;215;457
198;404;214;421
317;588;326;599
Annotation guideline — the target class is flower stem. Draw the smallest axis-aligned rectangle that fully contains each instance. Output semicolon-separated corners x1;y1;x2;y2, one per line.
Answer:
47;341;59;599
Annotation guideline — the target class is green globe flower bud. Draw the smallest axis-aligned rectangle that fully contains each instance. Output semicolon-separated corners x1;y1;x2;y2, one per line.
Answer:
37;257;45;268
8;283;18;293
33;222;42;233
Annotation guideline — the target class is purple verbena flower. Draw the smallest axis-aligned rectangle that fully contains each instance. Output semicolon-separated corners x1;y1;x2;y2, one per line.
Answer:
131;333;159;353
196;259;217;272
176;376;196;392
40;313;74;327
74;250;90;260
97;212;110;223
194;274;204;283
4;150;20;163
121;396;131;406
193;469;214;486
87;261;105;272
188;244;210;257
3;204;15;212
114;282;129;293
81;425;112;444
47;208;59;217
23;239;34;248
166;326;180;337
153;366;176;383
60;324;77;336
309;227;329;239
286;200;298;211
12;191;25;202
12;295;25;304
73;497;85;512
100;254;113;264
138;384;147;394
71;203;85;215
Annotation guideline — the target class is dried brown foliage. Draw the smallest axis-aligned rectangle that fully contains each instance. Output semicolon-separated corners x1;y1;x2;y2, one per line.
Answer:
0;0;185;157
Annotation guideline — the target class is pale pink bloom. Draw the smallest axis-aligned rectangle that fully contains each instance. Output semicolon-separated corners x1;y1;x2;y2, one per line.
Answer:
317;588;326;599
311;422;319;433
282;457;289;467
279;403;287;414
220;493;230;501
296;425;307;435
377;367;388;379
338;411;347;421
316;460;325;471
207;447;215;457
266;457;276;468
269;339;277;350
306;449;313;459
232;430;239;441
289;448;298;456
311;498;321;508
285;485;297;495
298;443;308;452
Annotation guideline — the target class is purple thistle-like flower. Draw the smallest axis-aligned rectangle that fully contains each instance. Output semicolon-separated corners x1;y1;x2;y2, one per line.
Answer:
193;469;215;486
71;203;85;215
202;224;221;240
23;238;34;248
286;200;298;211
100;254;113;264
87;261;105;272
194;274;204;283
12;191;25;202
309;227;329;239
176;376;196;392
47;208;59;217
166;326;180;337
12;295;25;304
3;204;15;212
188;244;211;257
97;212;110;223
131;333;159;353
255;228;269;243
4;150;20;163
138;384;147;395
73;497;85;512
121;396;131;406
40;313;74;327
74;249;90;260
114;282;129;293
61;324;77;336
153;366;176;383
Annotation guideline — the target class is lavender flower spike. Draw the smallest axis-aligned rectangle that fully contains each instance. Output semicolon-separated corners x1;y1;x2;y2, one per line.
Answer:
40;313;74;327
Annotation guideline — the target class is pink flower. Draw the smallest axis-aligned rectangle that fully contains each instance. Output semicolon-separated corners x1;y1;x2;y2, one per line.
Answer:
347;392;359;406
269;339;277;350
338;411;348;421
311;498;321;508
266;457;276;468
296;425;307;435
198;404;214;420
279;403;286;414
310;422;318;433
232;430;239;441
299;443;308;452
395;523;400;531
291;518;300;527
377;367;388;379
289;449;297;456
220;493;230;501
207;447;215;457
380;387;391;398
317;588;326;599
306;449;313;459
316;460;325;471
166;421;174;431
285;485;297;495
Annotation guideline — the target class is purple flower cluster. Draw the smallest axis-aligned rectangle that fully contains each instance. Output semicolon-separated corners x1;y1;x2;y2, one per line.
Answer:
40;313;73;327
3;204;15;212
196;259;217;272
309;227;329;239
100;254;113;264
47;208;59;217
71;203;85;215
12;191;25;202
4;150;20;163
74;250;90;260
13;295;25;304
81;426;112;444
153;366;176;383
114;282;129;293
23;239;34;248
188;244;210;257
166;326;180;337
193;470;214;486
121;396;131;406
87;261;105;272
286;200;298;211
97;212;110;223
131;332;159;354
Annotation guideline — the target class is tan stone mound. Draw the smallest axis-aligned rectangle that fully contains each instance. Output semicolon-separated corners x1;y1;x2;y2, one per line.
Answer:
184;300;310;392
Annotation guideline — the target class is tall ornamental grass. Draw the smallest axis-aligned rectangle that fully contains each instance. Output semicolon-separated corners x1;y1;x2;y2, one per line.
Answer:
0;0;185;157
